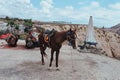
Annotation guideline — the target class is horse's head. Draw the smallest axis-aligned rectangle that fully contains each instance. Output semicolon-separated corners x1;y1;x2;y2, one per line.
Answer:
66;28;77;49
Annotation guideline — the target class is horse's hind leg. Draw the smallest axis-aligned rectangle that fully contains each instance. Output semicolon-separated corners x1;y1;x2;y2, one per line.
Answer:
41;52;45;65
49;49;54;67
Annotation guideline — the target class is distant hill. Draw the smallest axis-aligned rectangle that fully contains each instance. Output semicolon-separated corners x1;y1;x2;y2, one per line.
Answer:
109;23;120;35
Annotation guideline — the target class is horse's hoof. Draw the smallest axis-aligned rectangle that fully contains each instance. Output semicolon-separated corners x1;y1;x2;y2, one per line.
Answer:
56;67;60;71
48;67;52;71
42;63;45;65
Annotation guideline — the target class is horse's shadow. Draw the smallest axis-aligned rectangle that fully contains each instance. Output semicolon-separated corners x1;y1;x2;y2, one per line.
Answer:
0;61;50;78
16;61;50;72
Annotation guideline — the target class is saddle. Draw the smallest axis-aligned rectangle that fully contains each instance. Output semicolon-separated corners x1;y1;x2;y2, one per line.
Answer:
6;34;16;43
44;29;56;43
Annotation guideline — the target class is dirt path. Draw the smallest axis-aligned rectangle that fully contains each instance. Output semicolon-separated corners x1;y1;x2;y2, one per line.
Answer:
0;40;120;80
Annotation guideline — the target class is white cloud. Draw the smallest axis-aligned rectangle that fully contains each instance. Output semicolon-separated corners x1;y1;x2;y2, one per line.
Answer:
78;2;85;5
91;1;100;7
59;6;74;16
40;0;53;16
16;0;30;4
0;0;41;19
109;3;120;10
0;0;120;27
55;1;120;27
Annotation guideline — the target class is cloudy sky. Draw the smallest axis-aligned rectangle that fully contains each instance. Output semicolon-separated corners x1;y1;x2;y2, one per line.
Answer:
0;0;120;27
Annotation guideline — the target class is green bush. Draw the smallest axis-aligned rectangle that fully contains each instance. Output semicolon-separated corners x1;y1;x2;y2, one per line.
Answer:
0;30;8;36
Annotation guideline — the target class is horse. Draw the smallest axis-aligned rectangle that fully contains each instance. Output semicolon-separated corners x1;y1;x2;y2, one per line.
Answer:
38;28;77;70
6;34;19;47
25;32;39;49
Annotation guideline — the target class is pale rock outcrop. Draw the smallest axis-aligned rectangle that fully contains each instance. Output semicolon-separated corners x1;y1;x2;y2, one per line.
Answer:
34;23;120;59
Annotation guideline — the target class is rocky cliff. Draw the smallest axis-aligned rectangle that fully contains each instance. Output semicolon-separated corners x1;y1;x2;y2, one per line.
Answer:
33;22;120;59
105;23;120;35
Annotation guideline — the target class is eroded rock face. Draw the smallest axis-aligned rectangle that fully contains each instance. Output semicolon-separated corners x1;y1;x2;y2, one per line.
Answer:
95;29;120;58
34;23;120;58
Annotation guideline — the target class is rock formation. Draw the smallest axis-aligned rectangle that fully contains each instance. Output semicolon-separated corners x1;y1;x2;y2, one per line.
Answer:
33;22;120;59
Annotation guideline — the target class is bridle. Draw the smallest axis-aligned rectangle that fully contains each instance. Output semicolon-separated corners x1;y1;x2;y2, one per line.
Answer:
66;30;77;45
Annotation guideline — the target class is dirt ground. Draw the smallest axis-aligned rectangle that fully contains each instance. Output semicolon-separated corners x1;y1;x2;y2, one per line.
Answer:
0;39;120;80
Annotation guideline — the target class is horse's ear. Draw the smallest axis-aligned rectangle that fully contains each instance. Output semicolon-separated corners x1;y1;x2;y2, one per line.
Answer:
72;28;76;32
69;28;72;31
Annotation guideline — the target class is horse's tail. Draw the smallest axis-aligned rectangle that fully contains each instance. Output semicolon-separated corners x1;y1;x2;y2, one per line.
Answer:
43;52;48;59
40;48;48;59
39;33;48;58
42;45;48;58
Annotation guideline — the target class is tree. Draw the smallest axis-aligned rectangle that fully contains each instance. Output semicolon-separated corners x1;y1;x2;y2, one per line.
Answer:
15;24;19;30
6;19;19;34
23;19;33;33
7;19;15;27
5;16;10;20
24;19;33;27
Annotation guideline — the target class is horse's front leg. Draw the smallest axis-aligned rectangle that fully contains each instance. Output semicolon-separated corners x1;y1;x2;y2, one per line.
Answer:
49;49;54;67
56;49;60;70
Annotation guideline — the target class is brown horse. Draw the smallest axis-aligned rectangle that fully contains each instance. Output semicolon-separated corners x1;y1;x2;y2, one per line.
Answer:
38;28;77;69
